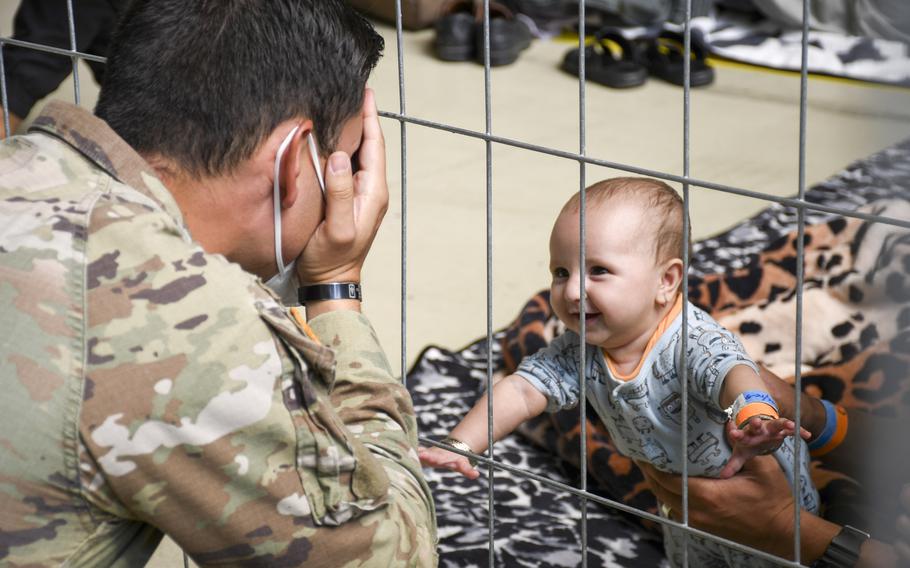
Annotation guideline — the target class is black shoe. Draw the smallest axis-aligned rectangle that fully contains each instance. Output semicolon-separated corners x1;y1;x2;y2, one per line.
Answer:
434;0;476;61
560;29;648;88
475;2;532;67
639;29;715;87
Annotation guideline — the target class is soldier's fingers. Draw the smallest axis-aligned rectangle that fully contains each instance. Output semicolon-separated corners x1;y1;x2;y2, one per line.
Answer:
354;89;386;192
323;152;356;242
637;461;683;510
359;89;385;163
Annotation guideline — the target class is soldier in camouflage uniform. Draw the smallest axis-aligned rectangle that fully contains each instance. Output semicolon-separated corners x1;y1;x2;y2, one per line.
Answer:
0;1;437;566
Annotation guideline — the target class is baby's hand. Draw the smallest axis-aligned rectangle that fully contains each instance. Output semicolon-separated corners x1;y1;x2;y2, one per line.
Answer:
719;417;811;479
418;445;480;480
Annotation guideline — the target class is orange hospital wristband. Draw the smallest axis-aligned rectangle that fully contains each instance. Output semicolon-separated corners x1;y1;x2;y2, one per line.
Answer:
726;391;780;429
735;402;779;428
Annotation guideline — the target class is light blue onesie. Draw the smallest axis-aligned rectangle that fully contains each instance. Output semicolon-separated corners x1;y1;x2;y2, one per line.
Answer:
515;302;819;567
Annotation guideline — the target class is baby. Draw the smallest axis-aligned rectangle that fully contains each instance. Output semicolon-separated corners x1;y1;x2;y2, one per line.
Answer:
420;177;819;567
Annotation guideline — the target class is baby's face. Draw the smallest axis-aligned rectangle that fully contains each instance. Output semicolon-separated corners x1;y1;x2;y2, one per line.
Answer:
548;200;665;351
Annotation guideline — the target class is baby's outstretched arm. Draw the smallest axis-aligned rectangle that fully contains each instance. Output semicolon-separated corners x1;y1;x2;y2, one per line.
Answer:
718;366;811;479
419;374;548;480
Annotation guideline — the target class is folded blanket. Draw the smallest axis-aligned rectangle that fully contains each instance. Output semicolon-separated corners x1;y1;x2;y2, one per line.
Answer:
691;13;910;87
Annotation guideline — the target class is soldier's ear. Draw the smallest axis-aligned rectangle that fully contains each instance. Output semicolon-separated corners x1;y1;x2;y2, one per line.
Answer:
278;124;306;209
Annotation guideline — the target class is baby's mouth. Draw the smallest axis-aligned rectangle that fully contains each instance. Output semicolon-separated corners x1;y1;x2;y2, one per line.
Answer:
571;312;600;321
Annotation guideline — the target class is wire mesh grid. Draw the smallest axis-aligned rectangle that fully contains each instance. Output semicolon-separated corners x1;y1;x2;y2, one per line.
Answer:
0;1;903;566
390;1;897;567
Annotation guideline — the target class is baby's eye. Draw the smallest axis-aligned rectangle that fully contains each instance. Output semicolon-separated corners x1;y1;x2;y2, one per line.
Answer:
590;266;610;276
551;267;569;279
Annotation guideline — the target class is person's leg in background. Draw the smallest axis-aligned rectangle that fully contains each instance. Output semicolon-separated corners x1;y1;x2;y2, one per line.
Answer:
1;0;120;137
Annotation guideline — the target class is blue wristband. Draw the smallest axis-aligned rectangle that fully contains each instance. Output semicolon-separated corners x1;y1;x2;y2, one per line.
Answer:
808;399;837;451
725;390;780;427
742;390;779;412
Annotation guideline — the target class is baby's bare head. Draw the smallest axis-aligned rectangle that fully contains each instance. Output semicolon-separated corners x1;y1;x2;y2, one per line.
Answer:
560;177;691;264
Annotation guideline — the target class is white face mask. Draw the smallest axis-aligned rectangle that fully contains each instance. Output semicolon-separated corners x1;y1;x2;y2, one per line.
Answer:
265;127;326;304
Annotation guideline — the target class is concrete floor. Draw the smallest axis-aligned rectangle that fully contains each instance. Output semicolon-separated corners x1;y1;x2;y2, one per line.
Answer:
3;8;910;567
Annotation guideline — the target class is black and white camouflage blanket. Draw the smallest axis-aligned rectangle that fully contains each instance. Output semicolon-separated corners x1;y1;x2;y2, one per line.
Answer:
689;14;910;87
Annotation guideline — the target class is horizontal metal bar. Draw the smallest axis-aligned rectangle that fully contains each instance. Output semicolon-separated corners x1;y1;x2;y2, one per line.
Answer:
420;437;800;567
1;37;902;233
0;37;107;64
379;110;910;231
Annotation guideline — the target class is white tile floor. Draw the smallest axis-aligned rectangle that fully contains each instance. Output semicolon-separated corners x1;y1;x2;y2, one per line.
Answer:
3;7;910;566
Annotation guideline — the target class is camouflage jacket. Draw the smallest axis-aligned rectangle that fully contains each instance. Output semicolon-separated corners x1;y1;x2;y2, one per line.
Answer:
0;102;436;567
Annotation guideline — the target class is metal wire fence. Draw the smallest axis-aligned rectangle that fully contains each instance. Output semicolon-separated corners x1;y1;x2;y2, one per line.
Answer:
387;1;901;567
1;1;905;566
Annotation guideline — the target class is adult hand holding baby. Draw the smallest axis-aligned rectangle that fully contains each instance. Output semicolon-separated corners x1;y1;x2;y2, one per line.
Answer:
641;455;808;560
640;456;903;566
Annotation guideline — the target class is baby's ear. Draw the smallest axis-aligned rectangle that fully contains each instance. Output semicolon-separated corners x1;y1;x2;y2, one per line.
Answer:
658;258;684;303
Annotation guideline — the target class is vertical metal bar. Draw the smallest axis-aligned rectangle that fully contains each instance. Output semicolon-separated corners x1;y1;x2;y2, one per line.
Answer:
576;1;588;566
481;1;495;566
792;0;811;563
65;0;80;105
395;0;408;390
0;43;10;138
680;1;693;565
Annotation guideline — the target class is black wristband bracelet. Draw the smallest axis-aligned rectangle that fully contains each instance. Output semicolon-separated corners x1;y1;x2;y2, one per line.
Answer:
812;525;869;568
298;282;362;304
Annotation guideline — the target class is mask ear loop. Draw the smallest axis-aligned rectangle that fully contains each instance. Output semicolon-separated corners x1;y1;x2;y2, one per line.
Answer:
307;132;326;195
273;126;300;273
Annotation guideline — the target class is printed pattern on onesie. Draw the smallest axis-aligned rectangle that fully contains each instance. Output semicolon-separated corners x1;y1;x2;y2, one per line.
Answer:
515;302;818;515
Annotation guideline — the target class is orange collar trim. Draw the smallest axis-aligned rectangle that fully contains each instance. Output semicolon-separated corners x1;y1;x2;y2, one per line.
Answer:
604;294;683;381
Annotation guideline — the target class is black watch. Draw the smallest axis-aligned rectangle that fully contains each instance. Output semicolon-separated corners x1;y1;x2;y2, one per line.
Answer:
812;525;870;568
298;282;362;304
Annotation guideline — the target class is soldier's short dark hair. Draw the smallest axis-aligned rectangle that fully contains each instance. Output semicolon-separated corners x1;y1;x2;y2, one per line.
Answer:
95;0;384;178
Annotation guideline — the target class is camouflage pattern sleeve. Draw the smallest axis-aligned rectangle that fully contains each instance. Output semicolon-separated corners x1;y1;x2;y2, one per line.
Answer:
0;133;163;566
80;190;436;566
307;311;436;524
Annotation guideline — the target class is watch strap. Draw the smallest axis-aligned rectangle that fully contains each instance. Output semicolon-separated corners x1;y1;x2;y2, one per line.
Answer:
298;282;362;304
813;525;870;568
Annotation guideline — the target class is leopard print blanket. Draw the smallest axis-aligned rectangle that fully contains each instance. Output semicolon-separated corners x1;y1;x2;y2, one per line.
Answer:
409;138;910;566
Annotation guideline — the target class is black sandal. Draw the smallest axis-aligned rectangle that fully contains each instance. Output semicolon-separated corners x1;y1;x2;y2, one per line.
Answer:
560;29;648;89
639;29;715;87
